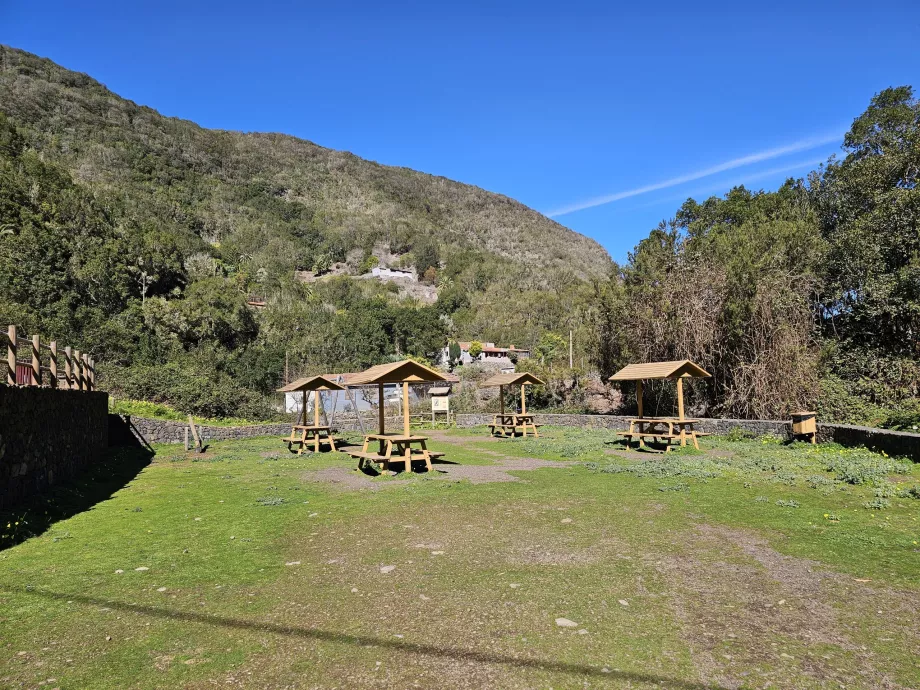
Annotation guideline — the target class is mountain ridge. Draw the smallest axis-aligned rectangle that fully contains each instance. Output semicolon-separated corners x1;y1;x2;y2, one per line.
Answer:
0;45;611;279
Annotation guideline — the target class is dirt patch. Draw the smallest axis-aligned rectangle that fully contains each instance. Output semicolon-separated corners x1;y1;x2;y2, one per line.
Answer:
654;524;915;689
302;455;572;490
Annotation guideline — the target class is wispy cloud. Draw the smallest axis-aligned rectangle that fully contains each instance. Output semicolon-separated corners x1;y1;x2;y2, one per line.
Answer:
627;156;829;211
545;132;841;218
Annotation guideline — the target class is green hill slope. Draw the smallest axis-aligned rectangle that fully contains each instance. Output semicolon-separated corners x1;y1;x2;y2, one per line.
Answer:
0;45;609;279
0;45;610;418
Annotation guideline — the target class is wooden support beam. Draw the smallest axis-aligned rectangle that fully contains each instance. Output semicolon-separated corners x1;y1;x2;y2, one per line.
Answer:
676;377;685;422
31;334;40;386
314;389;321;427
49;341;57;389
403;381;410;436
520;384;526;414
6;325;15;385
82;354;90;391
378;383;385;435
499;384;505;417
301;390;307;426
636;379;644;418
89;357;95;391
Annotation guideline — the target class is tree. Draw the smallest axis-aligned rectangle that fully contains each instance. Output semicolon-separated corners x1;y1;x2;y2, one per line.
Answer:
468;340;483;358
447;340;462;369
534;332;567;366
414;240;440;275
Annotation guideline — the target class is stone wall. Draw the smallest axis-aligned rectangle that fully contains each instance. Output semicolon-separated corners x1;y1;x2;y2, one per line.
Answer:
115;414;408;446
0;386;109;510
455;413;920;460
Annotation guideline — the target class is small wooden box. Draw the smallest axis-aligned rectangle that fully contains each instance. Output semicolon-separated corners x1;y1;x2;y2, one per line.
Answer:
791;411;816;441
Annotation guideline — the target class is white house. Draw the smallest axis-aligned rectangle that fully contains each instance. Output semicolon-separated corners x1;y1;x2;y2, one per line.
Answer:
371;266;415;281
441;341;530;369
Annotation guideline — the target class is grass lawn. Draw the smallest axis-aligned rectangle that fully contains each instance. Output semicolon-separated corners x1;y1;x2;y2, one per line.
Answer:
2;427;919;688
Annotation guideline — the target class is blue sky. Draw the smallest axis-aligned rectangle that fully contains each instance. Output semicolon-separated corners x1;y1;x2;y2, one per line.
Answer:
3;1;919;261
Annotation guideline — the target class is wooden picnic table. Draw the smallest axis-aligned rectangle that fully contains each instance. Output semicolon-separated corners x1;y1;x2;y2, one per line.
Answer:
489;413;541;438
282;424;339;455
618;417;703;451
345;433;444;473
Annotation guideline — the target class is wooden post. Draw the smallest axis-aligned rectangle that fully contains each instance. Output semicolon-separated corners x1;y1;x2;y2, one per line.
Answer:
378;383;385;435
82;354;90;391
520;384;526;414
89;357;95;391
31;334;40;386
64;346;72;389
499;384;505;417
74;349;82;390
636;379;644;418
6;325;15;385
314;389;321;427
188;415;202;452
403;381;410;436
676;377;685;421
301;390;307;425
49;341;57;388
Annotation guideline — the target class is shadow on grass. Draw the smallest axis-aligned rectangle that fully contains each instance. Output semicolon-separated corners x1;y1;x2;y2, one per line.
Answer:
0;445;153;551
7;586;722;689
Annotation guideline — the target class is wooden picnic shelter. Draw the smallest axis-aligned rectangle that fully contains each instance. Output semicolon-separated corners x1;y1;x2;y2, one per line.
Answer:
481;372;545;438
344;359;447;472
609;360;711;451
277;375;345;454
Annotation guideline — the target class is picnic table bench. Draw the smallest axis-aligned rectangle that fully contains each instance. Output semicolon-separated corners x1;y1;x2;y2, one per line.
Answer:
282;424;340;455
345;433;443;473
489;413;542;438
616;417;702;452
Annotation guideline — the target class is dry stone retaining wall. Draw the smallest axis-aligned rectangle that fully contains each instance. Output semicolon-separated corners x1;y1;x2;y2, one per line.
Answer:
117;414;407;446
456;413;920;460
115;412;920;461
0;386;109;509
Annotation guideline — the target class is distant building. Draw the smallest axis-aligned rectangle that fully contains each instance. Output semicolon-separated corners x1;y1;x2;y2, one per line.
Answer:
441;341;530;370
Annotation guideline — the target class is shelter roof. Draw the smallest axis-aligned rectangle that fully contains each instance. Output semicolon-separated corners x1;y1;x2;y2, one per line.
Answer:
348;359;449;385
277;375;346;393
481;372;546;387
608;360;711;381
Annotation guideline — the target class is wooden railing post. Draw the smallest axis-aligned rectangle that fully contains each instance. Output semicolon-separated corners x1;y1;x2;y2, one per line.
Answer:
64;346;73;389
82;353;90;391
31;334;40;386
49;341;57;389
88;357;95;391
74;349;82;391
6;325;15;385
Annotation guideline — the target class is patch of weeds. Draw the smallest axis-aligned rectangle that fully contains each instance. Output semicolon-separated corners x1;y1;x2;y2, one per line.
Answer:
823;512;841;522
261;453;281;461
863;498;890;510
132;506;143;512
256;497;285;506
895;485;920;500
513;431;607;458
754;496;770;502
806;475;834;489
776;499;800;508
826;453;911;487
724;426;757;442
51;530;71;542
771;471;798;485
600;456;722;480
658;482;690;492
874;485;896;498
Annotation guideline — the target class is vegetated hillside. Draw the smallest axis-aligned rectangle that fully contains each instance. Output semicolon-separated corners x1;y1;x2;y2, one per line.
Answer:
0;45;610;279
0;45;611;420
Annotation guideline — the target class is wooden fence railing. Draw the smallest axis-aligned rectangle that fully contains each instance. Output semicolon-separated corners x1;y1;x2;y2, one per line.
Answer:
4;325;96;391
